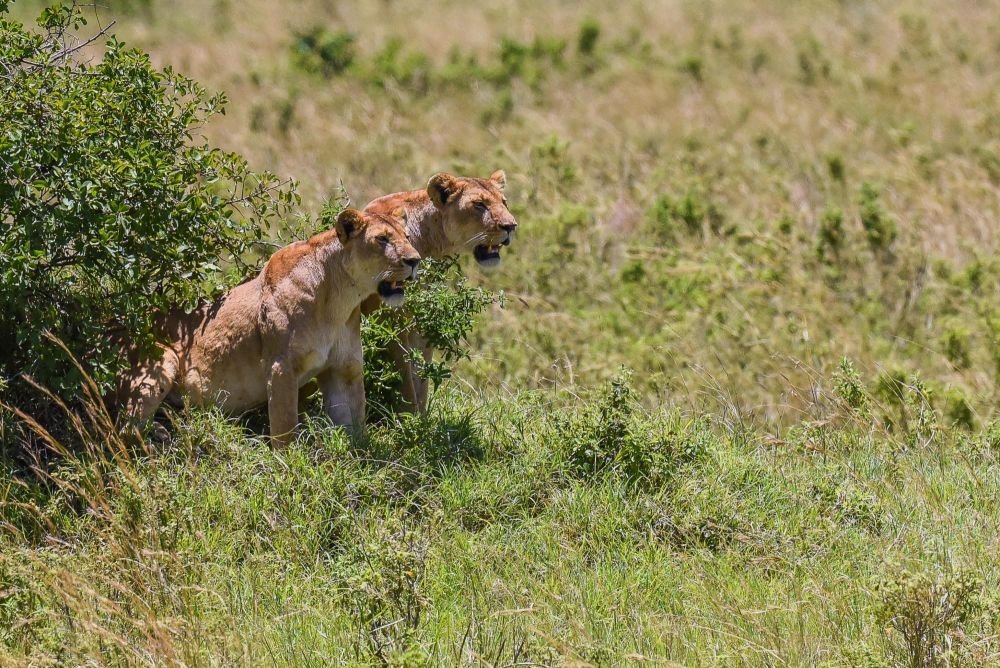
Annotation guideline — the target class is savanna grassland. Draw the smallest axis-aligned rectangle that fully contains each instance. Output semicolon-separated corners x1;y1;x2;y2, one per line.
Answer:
3;0;1000;665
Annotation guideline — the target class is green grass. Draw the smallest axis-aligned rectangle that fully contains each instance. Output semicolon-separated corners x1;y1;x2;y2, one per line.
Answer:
4;0;1000;664
4;379;1000;664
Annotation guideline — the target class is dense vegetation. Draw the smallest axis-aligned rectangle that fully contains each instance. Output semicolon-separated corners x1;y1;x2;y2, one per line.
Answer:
0;2;295;401
3;0;1000;665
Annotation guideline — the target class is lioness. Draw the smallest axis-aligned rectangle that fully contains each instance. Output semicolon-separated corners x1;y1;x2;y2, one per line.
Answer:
120;209;420;446
358;170;517;412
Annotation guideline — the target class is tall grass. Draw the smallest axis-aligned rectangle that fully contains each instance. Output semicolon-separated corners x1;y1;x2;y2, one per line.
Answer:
4;0;1000;663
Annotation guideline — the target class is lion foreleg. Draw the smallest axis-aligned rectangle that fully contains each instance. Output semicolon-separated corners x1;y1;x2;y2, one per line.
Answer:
266;357;298;448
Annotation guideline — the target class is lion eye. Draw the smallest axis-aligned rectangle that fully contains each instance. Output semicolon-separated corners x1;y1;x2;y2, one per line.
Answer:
474;201;488;212
377;235;390;246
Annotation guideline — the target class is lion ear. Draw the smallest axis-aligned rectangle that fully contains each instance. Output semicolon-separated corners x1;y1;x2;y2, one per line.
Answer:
427;173;459;209
489;169;507;191
335;208;366;241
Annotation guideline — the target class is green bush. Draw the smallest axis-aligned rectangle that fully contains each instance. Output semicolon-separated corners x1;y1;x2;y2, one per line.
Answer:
0;3;295;406
859;182;897;253
291;27;356;77
816;206;845;263
648;189;724;239
577;18;601;56
877;566;982;668
559;369;708;487
366;38;432;94
362;258;502;419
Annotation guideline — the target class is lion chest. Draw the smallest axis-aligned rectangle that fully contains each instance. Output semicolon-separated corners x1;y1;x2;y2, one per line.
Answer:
290;322;358;384
295;347;330;383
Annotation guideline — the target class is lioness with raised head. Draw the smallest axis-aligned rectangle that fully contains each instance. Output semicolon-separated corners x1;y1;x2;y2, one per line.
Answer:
359;170;517;412
120;208;420;446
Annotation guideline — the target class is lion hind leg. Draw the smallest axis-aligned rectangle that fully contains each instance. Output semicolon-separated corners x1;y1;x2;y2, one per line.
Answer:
121;350;179;428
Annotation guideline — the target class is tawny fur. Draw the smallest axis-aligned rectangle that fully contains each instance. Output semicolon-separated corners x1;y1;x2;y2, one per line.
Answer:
118;209;420;447
358;170;517;412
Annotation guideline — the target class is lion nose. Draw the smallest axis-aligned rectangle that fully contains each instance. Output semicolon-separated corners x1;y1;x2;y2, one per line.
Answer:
500;221;517;232
403;257;420;269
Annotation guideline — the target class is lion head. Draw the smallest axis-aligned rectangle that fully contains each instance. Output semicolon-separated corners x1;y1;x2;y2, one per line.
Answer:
425;170;517;272
335;209;421;307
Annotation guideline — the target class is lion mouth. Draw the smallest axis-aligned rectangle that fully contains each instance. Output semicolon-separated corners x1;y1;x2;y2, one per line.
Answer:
474;244;502;266
377;279;407;303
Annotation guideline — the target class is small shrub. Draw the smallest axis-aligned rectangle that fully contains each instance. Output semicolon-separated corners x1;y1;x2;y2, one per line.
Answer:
481;88;515;126
620;260;646;283
941;326;971;370
291;27;356;77
362;258;502;419
648;189;724;239
877;566;981;668
367;38;432;94
859;182;897;253
834;357;871;416
680;54;704;82
559;369;708;487
826;153;846;182
577;18;601;56
797;36;832;85
816;206;845;263
875;371;937;445
336;519;430;664
530;135;578;187
942;387;975;430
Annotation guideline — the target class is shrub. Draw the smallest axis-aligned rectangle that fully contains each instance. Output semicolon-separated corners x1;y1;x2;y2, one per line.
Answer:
816;206;845;263
367;38;432;94
834;357;871;416
859;182;897;253
559;369;709;487
826;153;846;182
648;189;724;239
942;387;975;430
0;3;295;408
680;54;705;82
362;258;502;419
577;18;601;56
291;27;356;77
941;326;971;370
877;566;981;668
335;518;430;664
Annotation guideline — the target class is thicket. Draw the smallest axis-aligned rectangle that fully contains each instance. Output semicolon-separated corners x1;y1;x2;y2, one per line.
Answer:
0;2;296;407
0;2;498;442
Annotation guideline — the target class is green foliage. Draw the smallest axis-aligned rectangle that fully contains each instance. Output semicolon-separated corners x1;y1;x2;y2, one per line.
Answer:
577;18;601;56
797;36;832;84
362;258;502;418
877;566;982;668
816;206;845;263
291;27;356;77
680;54;705;82
559;369;708;487
859;182;897;253
942;386;975;430
941;325;971;370
834;357;870;416
367;38;433;94
875;371;937;446
648;189;724;239
826;153;846;182
0;3;296;402
337;518;430;663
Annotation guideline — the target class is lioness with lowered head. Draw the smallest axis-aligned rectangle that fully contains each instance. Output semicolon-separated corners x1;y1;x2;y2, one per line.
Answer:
357;169;518;413
119;208;420;446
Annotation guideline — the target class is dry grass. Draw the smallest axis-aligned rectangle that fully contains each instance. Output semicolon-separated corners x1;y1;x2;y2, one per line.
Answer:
4;0;1000;664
